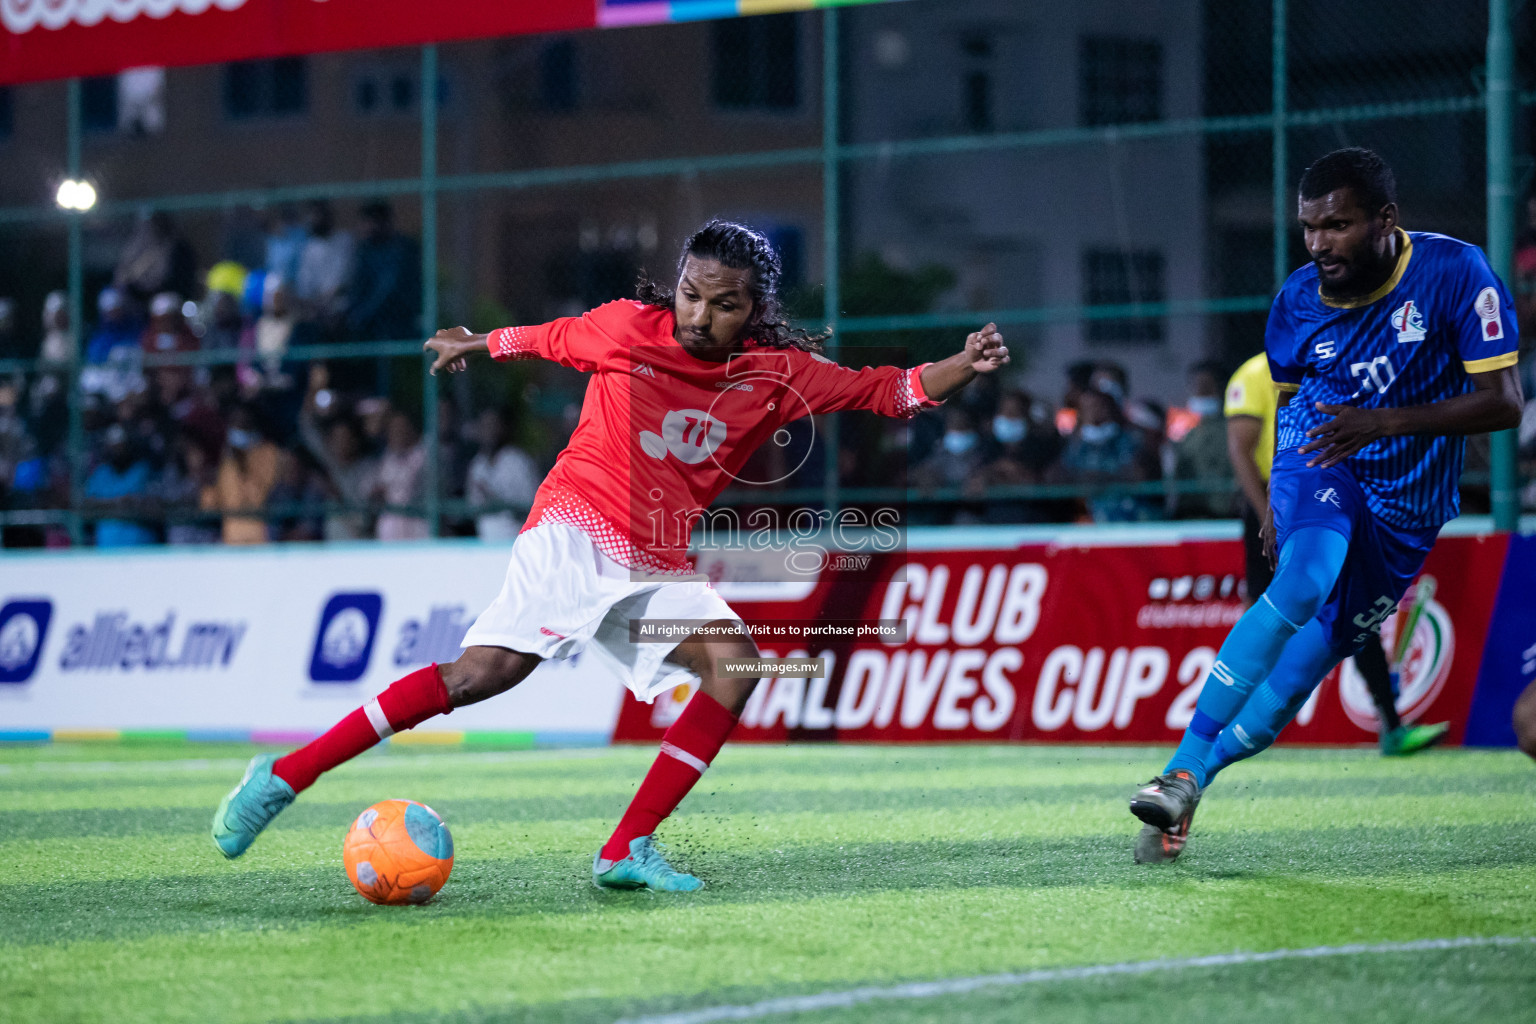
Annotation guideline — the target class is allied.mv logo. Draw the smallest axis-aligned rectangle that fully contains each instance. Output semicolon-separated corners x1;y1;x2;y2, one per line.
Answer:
310;593;383;683
0;599;52;684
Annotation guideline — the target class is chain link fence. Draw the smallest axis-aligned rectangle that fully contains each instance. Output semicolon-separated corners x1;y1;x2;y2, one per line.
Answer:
0;0;1530;548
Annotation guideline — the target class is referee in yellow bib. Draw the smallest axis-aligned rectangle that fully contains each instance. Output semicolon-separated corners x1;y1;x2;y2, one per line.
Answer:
1225;353;1447;756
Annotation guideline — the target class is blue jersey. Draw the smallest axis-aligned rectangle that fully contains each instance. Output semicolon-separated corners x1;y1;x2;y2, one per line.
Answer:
1266;229;1520;530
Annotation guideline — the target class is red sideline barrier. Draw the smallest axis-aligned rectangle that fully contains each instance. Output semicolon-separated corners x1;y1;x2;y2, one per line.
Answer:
612;533;1508;745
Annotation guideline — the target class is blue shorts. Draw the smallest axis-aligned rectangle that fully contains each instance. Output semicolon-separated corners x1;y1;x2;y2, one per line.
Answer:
1268;449;1440;655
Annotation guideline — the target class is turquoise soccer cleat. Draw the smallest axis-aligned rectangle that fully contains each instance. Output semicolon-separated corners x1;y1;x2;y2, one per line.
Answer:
592;835;703;893
211;753;296;859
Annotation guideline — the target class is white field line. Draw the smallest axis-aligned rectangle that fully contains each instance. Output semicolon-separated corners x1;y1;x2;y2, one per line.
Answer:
616;936;1536;1024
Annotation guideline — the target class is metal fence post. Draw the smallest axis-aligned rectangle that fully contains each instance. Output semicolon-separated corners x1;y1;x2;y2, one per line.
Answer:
822;6;842;515
1487;0;1519;532
421;43;441;537
66;77;86;546
1271;0;1288;292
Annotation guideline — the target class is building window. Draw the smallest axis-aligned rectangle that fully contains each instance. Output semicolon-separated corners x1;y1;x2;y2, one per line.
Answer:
355;72;420;115
223;58;308;120
80;68;167;134
81;76;119;133
961;32;994;133
963;70;993;133
1079;36;1162;126
712;13;799;111
1083;248;1165;344
540;38;579;112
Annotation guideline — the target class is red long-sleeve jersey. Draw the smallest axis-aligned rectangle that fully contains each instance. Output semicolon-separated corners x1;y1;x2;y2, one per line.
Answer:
489;300;940;573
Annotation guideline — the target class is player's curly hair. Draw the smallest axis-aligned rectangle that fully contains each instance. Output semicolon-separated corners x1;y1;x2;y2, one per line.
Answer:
636;219;828;354
1299;147;1398;212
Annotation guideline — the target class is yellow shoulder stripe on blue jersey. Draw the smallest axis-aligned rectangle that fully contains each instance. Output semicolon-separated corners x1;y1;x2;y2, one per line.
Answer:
1318;228;1413;309
1463;351;1519;374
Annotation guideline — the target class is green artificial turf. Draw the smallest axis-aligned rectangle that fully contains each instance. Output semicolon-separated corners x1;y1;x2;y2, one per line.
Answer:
1;742;1532;1024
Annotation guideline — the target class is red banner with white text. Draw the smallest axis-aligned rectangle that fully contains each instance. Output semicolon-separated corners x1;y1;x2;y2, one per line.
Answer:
612;534;1508;746
0;1;596;87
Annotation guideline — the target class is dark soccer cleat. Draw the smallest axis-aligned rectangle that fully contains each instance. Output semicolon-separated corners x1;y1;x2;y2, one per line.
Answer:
1133;789;1201;864
1129;769;1201;831
1380;721;1449;757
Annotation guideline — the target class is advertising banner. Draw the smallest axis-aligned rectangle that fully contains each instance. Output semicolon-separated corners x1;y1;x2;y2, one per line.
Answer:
0;528;1520;746
1464;533;1536;746
0;543;619;740
613;533;1510;747
0;1;592;87
0;0;905;87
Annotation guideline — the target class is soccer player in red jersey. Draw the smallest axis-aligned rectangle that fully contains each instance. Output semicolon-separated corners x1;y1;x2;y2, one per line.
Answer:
212;220;1008;890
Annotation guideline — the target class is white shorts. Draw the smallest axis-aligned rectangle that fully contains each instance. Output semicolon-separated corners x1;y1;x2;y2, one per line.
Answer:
460;522;742;702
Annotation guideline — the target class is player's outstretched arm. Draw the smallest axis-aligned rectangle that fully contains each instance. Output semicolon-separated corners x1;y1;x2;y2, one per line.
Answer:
1298;364;1524;468
918;323;1010;402
424;327;486;376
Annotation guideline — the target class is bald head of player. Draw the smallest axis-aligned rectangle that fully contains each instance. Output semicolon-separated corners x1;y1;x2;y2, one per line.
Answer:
1297;147;1401;301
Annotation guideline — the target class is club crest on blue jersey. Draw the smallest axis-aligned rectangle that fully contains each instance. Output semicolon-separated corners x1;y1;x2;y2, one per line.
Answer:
1475;287;1504;341
1390;300;1425;343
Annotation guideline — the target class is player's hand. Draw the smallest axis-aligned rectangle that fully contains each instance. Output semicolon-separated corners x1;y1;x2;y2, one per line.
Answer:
424;327;482;375
1260;503;1277;570
965;323;1009;373
1298;402;1386;468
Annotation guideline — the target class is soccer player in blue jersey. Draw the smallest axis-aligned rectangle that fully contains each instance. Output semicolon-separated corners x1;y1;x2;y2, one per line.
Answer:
1129;148;1524;863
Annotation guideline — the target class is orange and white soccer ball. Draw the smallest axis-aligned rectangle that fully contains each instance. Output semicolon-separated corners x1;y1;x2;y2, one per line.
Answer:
343;799;454;905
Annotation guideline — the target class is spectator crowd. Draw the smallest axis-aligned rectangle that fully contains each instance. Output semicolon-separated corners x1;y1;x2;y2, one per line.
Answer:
2;195;1535;549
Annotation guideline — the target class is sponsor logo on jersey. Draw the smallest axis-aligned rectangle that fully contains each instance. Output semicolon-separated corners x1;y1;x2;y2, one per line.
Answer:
1315;339;1337;360
1;0;247;34
1314;487;1341;507
0;599;52;684
652;409;727;465
310;592;383;683
1390;300;1426;343
714;381;754;391
1474;286;1504;341
632;363;657;378
1339;594;1454;732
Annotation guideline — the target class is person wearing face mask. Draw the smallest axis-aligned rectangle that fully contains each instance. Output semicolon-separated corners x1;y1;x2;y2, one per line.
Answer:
912;406;989;522
140;292;199;356
84;423;157;546
1170;361;1233;518
1053;384;1145;522
982;390;1064;523
200;404;279;544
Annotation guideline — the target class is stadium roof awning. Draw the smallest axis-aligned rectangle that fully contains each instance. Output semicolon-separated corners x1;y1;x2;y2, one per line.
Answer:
0;0;894;87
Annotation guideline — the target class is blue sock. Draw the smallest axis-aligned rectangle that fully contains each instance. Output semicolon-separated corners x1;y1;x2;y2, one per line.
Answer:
1163;527;1348;779
1202;619;1344;784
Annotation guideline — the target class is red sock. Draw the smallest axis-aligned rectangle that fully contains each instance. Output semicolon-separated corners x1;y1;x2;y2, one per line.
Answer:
272;665;453;793
600;691;738;861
